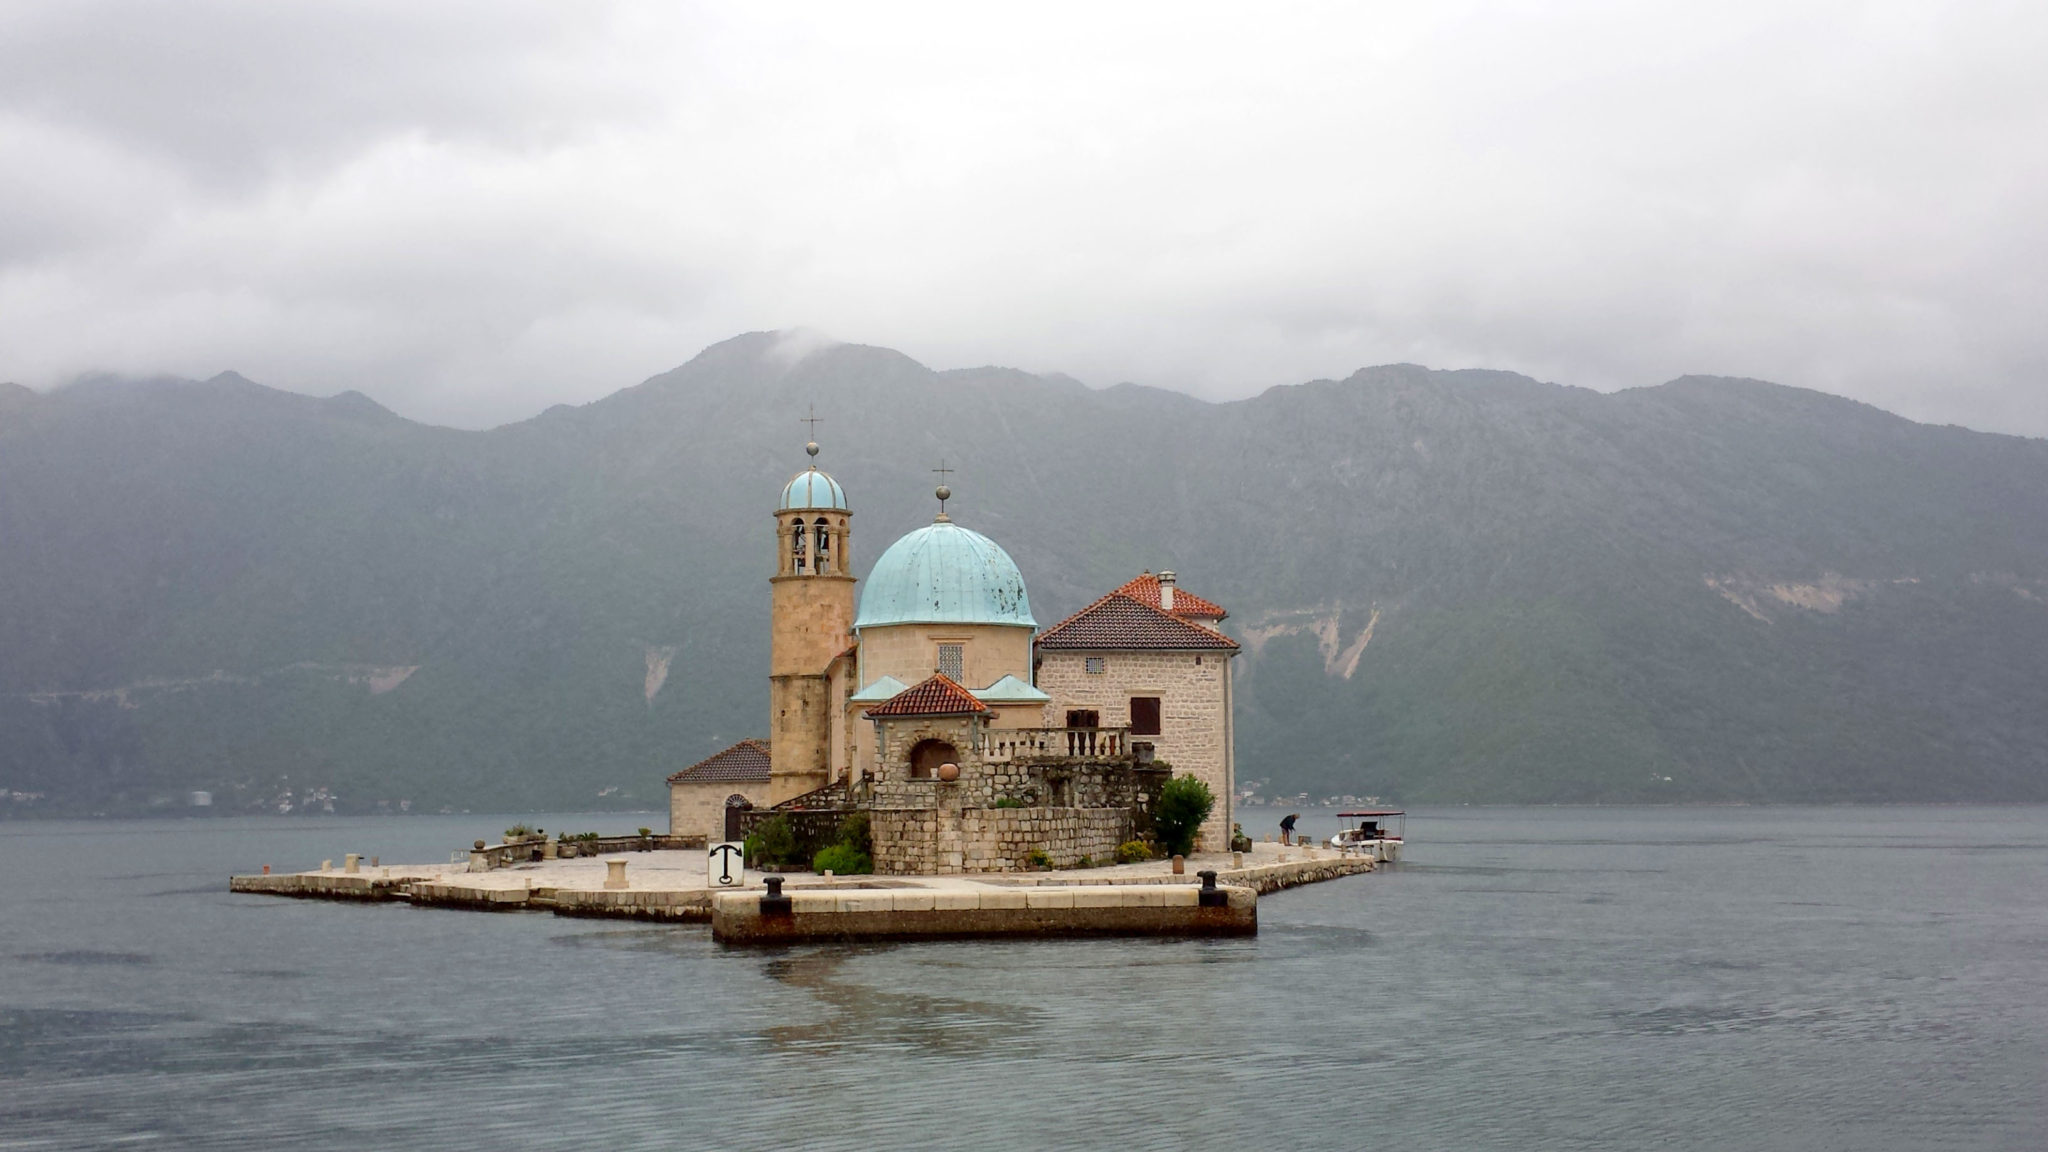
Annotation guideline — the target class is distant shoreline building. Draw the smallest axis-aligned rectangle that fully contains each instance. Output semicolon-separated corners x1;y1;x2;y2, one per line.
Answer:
669;441;1239;871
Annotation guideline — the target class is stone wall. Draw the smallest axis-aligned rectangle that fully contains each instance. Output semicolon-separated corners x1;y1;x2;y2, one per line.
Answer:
872;806;1131;874
1035;648;1235;849
768;566;854;800
868;714;982;804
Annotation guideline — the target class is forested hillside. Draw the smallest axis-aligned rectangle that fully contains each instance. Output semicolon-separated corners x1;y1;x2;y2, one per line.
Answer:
4;333;2046;815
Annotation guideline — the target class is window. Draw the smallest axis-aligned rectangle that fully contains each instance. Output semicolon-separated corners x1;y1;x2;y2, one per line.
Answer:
1065;709;1100;729
1130;696;1162;736
790;520;806;573
1084;657;1105;675
813;518;832;573
937;643;964;680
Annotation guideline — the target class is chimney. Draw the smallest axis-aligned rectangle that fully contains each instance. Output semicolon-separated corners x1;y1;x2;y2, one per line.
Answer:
1158;570;1176;612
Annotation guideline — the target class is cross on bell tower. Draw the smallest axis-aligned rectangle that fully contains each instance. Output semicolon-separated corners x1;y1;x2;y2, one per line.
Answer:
801;406;823;458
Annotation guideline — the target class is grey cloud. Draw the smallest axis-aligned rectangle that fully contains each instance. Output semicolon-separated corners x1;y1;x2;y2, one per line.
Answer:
2;2;2045;434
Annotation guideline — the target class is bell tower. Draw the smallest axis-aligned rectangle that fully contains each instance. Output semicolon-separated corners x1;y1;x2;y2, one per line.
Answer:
768;439;855;804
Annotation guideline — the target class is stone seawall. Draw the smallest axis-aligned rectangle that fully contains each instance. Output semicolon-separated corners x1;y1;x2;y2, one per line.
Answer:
872;806;1130;873
712;883;1256;944
1213;854;1377;893
406;882;535;911
550;888;711;922
229;873;411;901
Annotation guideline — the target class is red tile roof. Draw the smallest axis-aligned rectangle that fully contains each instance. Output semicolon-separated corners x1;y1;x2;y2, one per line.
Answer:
1113;572;1227;620
666;739;772;785
865;672;989;717
1036;593;1241;651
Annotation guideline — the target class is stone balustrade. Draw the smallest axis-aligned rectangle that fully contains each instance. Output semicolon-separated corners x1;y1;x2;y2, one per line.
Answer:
979;726;1133;763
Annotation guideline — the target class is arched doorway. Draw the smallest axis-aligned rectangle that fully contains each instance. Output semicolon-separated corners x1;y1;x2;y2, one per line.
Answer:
723;794;753;842
908;739;958;780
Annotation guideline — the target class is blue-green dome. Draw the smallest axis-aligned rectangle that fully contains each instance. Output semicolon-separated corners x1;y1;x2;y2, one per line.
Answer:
855;520;1036;629
779;468;848;511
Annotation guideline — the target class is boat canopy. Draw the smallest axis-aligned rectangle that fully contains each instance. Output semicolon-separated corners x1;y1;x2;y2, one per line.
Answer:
1335;809;1404;817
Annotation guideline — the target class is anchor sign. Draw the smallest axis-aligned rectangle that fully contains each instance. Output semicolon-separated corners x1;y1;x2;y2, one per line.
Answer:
707;842;745;887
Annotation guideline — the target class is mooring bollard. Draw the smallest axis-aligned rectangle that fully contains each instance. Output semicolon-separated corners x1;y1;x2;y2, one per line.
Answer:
1171;854;1185;875
604;858;628;890
760;875;792;917
344;854;360;874
1197;870;1227;908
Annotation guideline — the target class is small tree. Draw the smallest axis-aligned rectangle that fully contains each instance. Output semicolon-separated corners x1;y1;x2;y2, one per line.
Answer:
835;811;872;856
1152;776;1215;858
744;815;798;867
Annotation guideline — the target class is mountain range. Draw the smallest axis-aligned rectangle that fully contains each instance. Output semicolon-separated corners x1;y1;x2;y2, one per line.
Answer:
4;331;2046;816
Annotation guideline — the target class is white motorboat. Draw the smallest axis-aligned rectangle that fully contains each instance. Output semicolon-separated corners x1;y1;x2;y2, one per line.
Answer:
1327;809;1404;861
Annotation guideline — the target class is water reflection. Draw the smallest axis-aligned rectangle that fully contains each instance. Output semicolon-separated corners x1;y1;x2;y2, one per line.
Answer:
758;947;1044;1055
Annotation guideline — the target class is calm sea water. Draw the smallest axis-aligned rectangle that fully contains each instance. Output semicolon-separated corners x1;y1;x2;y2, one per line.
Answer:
1;806;2043;1151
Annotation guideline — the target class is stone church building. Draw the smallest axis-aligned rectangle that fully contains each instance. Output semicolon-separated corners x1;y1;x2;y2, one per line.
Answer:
668;443;1239;871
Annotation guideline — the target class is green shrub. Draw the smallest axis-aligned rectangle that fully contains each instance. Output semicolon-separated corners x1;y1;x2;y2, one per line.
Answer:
812;844;874;875
637;827;653;838
1075;855;1093;869
1115;839;1152;865
503;823;533;841
1152;776;1215;858
1025;847;1052;869
744;815;799;866
992;797;1028;809
834;811;872;855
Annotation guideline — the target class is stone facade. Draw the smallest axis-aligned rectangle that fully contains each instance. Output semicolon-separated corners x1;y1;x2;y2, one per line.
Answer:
1036;648;1234;850
669;781;757;843
853;621;1034;695
872;806;1131;874
847;621;1037;772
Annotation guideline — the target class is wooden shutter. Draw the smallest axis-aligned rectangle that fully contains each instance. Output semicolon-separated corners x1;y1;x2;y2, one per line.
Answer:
1129;696;1162;736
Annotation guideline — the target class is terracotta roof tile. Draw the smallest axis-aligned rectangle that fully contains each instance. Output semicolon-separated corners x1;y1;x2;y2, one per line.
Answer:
1113;572;1227;619
1036;594;1241;651
667;739;772;784
865;672;989;717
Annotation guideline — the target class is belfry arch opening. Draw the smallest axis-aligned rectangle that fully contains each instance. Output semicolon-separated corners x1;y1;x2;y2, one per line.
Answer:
814;517;832;573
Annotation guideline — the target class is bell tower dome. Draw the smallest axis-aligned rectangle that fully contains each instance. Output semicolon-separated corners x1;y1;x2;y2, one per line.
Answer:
767;440;856;804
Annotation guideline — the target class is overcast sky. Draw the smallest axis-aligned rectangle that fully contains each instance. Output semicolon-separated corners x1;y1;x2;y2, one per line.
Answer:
3;3;2045;435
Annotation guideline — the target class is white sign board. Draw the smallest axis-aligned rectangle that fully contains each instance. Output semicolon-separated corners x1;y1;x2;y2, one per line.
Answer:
707;842;746;888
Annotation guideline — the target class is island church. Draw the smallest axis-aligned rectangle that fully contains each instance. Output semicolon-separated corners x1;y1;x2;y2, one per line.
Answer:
668;442;1241;873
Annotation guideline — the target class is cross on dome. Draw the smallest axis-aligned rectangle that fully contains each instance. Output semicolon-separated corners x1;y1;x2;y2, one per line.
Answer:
932;459;954;521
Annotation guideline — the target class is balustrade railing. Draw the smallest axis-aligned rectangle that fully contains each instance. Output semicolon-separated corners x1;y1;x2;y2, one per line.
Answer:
980;726;1132;763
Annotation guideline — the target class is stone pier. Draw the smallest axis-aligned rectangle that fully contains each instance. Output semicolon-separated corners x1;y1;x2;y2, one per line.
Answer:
227;841;1375;938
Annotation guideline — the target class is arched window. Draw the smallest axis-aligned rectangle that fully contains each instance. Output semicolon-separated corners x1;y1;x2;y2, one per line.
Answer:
814;518;832;573
790;519;807;574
